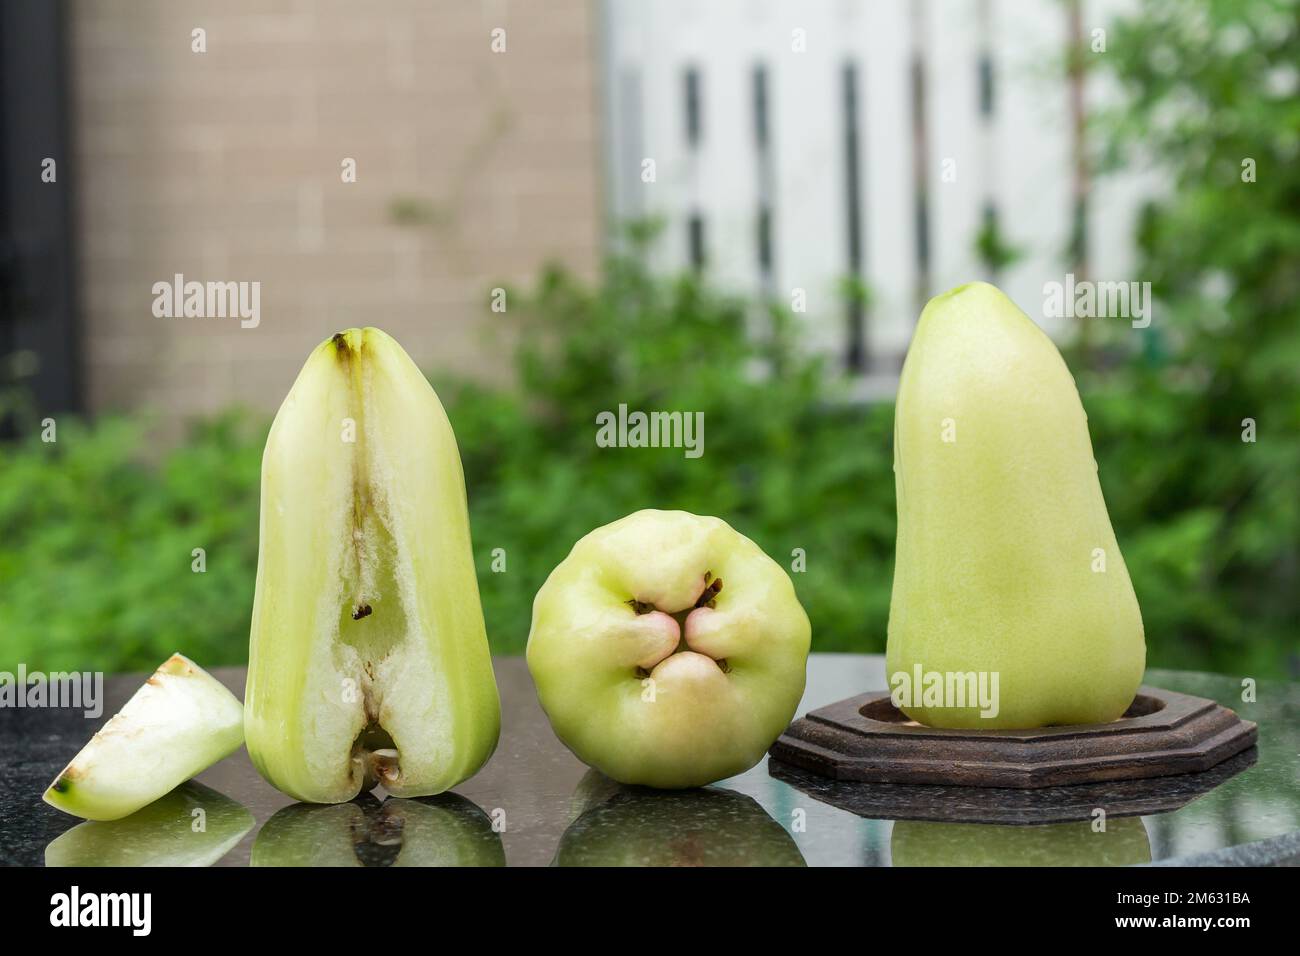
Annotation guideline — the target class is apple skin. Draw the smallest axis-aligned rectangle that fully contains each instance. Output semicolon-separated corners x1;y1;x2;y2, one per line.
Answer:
527;509;811;789
887;282;1145;729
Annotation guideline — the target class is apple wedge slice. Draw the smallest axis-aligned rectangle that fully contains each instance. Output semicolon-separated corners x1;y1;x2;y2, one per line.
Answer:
42;654;244;822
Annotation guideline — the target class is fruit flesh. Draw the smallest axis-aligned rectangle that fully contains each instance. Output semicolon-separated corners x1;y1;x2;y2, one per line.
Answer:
527;509;810;789
245;328;499;804
886;282;1145;729
42;654;244;822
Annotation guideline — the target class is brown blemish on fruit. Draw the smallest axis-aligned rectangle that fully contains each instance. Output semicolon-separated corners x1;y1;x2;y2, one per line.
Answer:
332;332;356;371
333;329;368;363
157;654;194;677
696;575;723;609
352;604;373;620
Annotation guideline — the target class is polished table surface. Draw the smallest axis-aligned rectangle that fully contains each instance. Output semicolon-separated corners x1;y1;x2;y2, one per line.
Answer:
3;655;1298;866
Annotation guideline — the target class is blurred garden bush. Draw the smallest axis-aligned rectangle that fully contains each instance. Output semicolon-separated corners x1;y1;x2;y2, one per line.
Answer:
1;231;1293;677
1;0;1295;677
0;250;898;673
1079;0;1299;678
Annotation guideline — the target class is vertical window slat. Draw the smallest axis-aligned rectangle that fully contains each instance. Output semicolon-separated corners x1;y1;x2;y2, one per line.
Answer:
842;61;866;372
688;213;706;271
753;64;774;283
684;66;702;148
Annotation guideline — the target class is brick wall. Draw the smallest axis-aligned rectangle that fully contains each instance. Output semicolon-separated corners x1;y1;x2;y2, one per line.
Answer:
70;0;602;420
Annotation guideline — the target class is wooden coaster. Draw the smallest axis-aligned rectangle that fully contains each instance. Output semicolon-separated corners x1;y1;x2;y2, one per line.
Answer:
769;686;1257;789
768;747;1257;825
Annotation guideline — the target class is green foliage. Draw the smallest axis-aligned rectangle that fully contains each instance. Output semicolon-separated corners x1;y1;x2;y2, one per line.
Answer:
0;254;898;673
1079;0;1300;677
451;247;898;659
0;413;263;672
5;215;1292;676
2;0;1295;679
973;211;1025;275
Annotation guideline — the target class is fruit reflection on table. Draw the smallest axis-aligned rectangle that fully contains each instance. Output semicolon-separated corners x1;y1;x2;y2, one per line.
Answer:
890;818;1152;867
552;770;805;867
250;792;505;867
45;781;253;867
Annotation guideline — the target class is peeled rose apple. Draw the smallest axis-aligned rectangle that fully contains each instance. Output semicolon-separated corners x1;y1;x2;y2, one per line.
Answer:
245;327;500;804
527;509;811;789
887;282;1145;729
43;654;243;822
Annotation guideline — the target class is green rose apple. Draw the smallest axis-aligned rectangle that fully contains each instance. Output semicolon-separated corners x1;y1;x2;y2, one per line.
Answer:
887;282;1145;727
527;509;811;789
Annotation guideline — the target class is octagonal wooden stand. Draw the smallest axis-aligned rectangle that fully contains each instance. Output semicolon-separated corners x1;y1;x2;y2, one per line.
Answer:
769;686;1257;789
769;747;1257;825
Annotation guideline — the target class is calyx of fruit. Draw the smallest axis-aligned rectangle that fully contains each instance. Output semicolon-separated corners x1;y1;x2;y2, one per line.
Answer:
43;653;243;821
886;282;1145;729
245;327;499;803
527;509;811;789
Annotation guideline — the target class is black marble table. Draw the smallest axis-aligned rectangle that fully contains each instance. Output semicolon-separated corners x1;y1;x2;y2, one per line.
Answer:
2;655;1297;866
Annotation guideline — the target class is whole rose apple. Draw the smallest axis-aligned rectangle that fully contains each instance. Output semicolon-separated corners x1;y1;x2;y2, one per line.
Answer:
527;509;811;789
